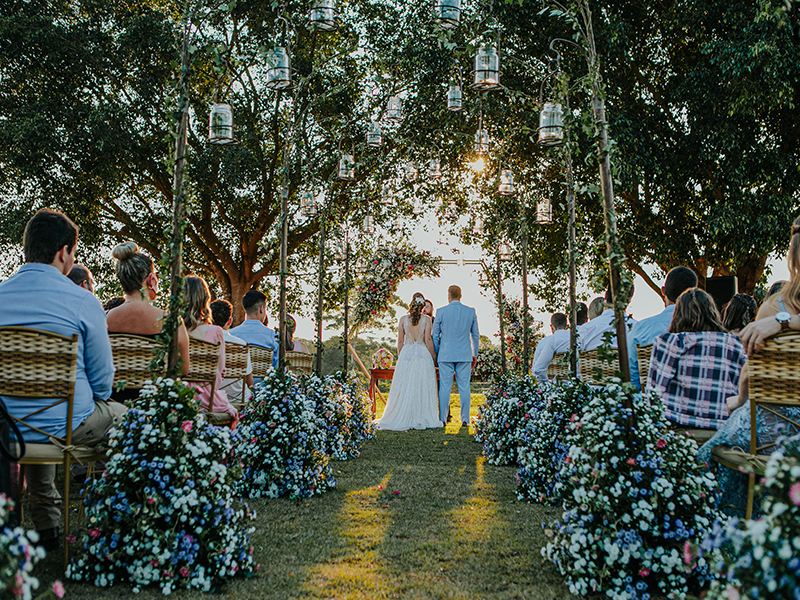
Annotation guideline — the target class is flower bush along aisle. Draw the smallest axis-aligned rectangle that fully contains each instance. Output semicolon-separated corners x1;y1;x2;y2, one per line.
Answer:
700;433;800;599
541;384;723;599
67;378;256;593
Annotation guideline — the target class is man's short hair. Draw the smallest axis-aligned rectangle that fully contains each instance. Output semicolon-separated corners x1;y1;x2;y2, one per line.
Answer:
575;302;588;326
23;209;79;264
103;297;124;312
210;299;232;328
448;285;462;300
67;265;90;286
551;312;568;330
663;266;698;303
242;290;267;316
604;282;635;306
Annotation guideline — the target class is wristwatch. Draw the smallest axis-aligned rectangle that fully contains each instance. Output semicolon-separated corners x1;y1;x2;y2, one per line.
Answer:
775;311;792;332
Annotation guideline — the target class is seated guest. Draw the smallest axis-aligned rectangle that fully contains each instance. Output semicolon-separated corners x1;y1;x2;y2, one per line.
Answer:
210;299;254;406
106;242;190;387
587;297;605;321
0;209;125;549
103;296;125;312
423;299;435;321
230;290;280;370
183;276;238;425
574;302;588;327
648;289;746;429
578;285;636;351
722;293;757;336
67;264;95;293
285;314;311;353
533;312;570;384
627;266;698;390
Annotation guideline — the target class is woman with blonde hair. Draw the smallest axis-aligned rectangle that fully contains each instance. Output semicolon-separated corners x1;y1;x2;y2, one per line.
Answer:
183;275;238;425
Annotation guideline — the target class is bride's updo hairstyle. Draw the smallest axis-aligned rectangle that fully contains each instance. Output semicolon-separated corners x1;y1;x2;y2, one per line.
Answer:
409;292;425;326
112;241;154;294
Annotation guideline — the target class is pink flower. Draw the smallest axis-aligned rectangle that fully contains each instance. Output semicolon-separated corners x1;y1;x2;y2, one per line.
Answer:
626;458;636;466
53;581;66;598
639;568;650;577
683;540;696;567
656;439;667;449
89;528;101;538
146;497;155;505
725;585;741;600
180;566;189;577
790;482;800;506
181;421;193;433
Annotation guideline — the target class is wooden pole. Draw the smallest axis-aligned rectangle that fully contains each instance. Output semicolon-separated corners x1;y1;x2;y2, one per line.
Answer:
315;213;326;373
497;250;506;372
564;87;578;376
521;225;530;368
342;240;350;373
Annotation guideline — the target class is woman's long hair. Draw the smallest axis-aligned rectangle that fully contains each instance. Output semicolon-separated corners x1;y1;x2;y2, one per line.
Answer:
761;216;800;316
409;292;425;326
722;294;757;332
669;288;726;333
183;276;212;332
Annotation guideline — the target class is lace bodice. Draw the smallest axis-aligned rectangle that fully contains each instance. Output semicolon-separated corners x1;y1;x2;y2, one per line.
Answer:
403;314;429;346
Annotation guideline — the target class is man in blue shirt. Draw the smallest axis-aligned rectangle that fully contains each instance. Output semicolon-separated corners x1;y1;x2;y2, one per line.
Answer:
627;266;698;390
230;290;279;371
0;209;123;547
533;312;571;384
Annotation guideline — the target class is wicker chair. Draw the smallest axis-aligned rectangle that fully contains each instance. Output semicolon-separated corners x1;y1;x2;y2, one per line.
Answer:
636;343;653;391
109;333;164;391
187;336;227;425
578;348;618;384
285;351;313;374
711;331;800;519
0;326;99;571
249;344;274;380
218;341;249;405
546;352;571;383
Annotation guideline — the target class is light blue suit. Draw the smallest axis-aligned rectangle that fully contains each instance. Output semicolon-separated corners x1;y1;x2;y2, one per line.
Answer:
432;300;479;423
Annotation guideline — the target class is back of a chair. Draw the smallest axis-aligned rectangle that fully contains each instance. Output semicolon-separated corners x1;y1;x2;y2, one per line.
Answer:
0;327;79;444
249;344;274;380
187;337;221;397
223;341;249;403
546;352;571;382
637;343;653;390
578;348;618;383
109;334;164;390
286;351;313;374
747;331;800;454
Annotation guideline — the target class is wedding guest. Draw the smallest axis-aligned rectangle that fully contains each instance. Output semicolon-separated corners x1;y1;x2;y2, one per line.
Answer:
532;312;570;384
285;314;310;353
183;276;238;425
210;299;254;407
106;242;189;385
648;289;745;429
765;280;786;300
230;290;279;369
587;297;605;320
578;285;636;351
103;297;124;312
423;299;435;321
0;209;123;549
67;264;95;293
627;266;698;390
575;302;588;326
722;293;757;336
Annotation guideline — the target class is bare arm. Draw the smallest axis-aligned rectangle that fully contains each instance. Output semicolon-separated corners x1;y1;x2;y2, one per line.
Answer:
424;316;437;363
396;317;404;356
727;365;749;414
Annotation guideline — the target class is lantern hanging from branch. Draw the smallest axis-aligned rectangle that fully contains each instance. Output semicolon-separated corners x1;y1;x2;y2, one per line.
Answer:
405;162;418;182
381;182;395;206
470;45;501;90
362;215;375;235
300;191;317;218
536;198;553;224
435;0;461;29
337;154;355;181
386;96;402;122
498;168;515;195
427;158;442;179
447;83;462;111
498;243;511;260
474;128;489;155
309;0;337;31
208;103;235;145
473;216;484;236
412;198;423;216
266;47;293;90
366;121;382;148
332;240;346;260
538;102;564;147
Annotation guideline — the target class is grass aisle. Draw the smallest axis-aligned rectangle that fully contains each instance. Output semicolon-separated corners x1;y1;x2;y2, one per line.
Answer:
48;396;575;599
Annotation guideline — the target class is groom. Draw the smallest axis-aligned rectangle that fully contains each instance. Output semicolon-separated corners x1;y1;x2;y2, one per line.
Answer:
432;285;480;427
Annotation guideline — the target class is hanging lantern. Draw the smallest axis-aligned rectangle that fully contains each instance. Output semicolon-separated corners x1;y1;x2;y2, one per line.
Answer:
498;168;515;196
386;96;402;122
412;198;423;216
392;216;404;231
309;0;337;31
447;84;462;111
474;128;489;155
300;191;317;218
362;215;375;235
337;154;355;181
366;121;382;148
332;240;346;260
447;201;458;221
498;243;511;260
381;182;395;206
473;216;484;236
208;103;234;144
470;45;501;90
266;47;292;90
435;0;461;28
537;199;553;224
538;102;564;147
426;158;442;180
405;162;418;182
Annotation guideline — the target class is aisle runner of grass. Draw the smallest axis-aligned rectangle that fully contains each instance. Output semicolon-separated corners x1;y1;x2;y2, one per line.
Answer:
44;395;574;599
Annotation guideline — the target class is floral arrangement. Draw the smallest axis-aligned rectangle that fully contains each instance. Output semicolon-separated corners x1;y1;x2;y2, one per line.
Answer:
542;385;723;599
234;369;335;499
473;375;544;466
516;379;593;503
67;378;256;593
351;244;440;334
472;347;504;383
372;348;393;370
499;295;544;376
700;433;800;599
335;375;376;459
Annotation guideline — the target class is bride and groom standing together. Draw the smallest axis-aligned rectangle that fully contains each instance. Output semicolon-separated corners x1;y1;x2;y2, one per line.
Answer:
375;285;480;431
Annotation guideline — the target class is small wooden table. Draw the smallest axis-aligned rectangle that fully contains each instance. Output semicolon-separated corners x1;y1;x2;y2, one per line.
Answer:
368;367;440;418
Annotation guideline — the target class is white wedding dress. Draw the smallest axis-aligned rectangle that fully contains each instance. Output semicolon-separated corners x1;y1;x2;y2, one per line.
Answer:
375;314;442;431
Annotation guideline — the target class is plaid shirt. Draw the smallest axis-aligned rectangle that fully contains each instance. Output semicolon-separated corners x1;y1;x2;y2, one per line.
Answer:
647;331;746;429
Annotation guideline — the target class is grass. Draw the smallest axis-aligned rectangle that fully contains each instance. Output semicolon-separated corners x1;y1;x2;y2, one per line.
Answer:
33;394;576;599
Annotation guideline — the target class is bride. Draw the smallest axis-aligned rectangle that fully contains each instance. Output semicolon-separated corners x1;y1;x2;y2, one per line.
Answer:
375;292;442;430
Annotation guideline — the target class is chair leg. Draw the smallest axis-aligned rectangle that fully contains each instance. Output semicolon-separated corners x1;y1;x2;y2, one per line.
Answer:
63;456;70;573
745;471;756;521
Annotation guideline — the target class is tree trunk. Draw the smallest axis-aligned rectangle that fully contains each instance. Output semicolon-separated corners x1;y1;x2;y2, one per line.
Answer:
733;255;769;296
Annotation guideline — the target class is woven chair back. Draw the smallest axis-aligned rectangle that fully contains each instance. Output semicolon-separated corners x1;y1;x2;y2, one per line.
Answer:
637;343;653;390
286;351;313;374
224;342;249;379
187;336;221;386
249;344;274;379
109;334;164;390
578;348;618;383
546;352;571;382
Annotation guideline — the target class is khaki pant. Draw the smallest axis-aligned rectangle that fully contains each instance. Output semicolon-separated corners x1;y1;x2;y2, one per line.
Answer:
25;399;127;530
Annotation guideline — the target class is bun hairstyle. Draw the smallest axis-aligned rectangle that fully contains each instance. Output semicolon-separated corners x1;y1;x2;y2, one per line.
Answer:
112;241;154;294
409;292;425;326
183;275;213;332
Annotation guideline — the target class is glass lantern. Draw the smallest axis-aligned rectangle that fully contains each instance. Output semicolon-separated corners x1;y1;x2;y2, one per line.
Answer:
537;199;553;224
447;84;462;111
470;45;501;90
266;47;292;90
381;182;395;206
405;162;418;182
208;103;234;144
427;158;442;179
309;0;337;31
332;240;346;260
386;96;402;122
366;121;382;148
300;191;317;218
337;154;355;181
473;216;484;236
412;198;423;216
447;201;458;220
498;243;511;260
498;168;515;195
362;215;375;235
435;0;461;28
538;102;564;147
474;128;489;155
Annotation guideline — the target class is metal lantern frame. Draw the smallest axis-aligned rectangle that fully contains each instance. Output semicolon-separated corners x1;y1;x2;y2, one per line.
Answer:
498;166;515;196
309;0;338;31
434;0;461;29
265;46;294;90
498;242;512;261
405;161;419;182
366;121;383;148
208;102;236;145
447;61;463;112
300;190;318;218
362;214;375;235
336;135;356;181
537;53;567;147
470;41;502;91
536;198;553;224
381;180;396;206
426;156;442;180
386;95;403;123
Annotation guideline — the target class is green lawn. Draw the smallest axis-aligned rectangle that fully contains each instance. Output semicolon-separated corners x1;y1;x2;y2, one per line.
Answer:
35;395;576;599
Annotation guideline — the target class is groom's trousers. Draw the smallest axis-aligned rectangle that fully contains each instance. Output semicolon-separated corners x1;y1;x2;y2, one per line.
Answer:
437;361;472;424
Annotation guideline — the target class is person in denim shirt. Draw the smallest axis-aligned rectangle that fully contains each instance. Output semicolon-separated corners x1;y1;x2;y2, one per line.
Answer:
230;290;279;371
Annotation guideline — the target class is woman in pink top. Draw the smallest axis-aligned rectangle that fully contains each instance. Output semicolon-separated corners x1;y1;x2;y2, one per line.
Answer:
183;276;238;427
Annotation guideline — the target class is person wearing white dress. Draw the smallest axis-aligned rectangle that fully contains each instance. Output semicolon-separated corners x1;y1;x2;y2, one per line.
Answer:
375;293;442;431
